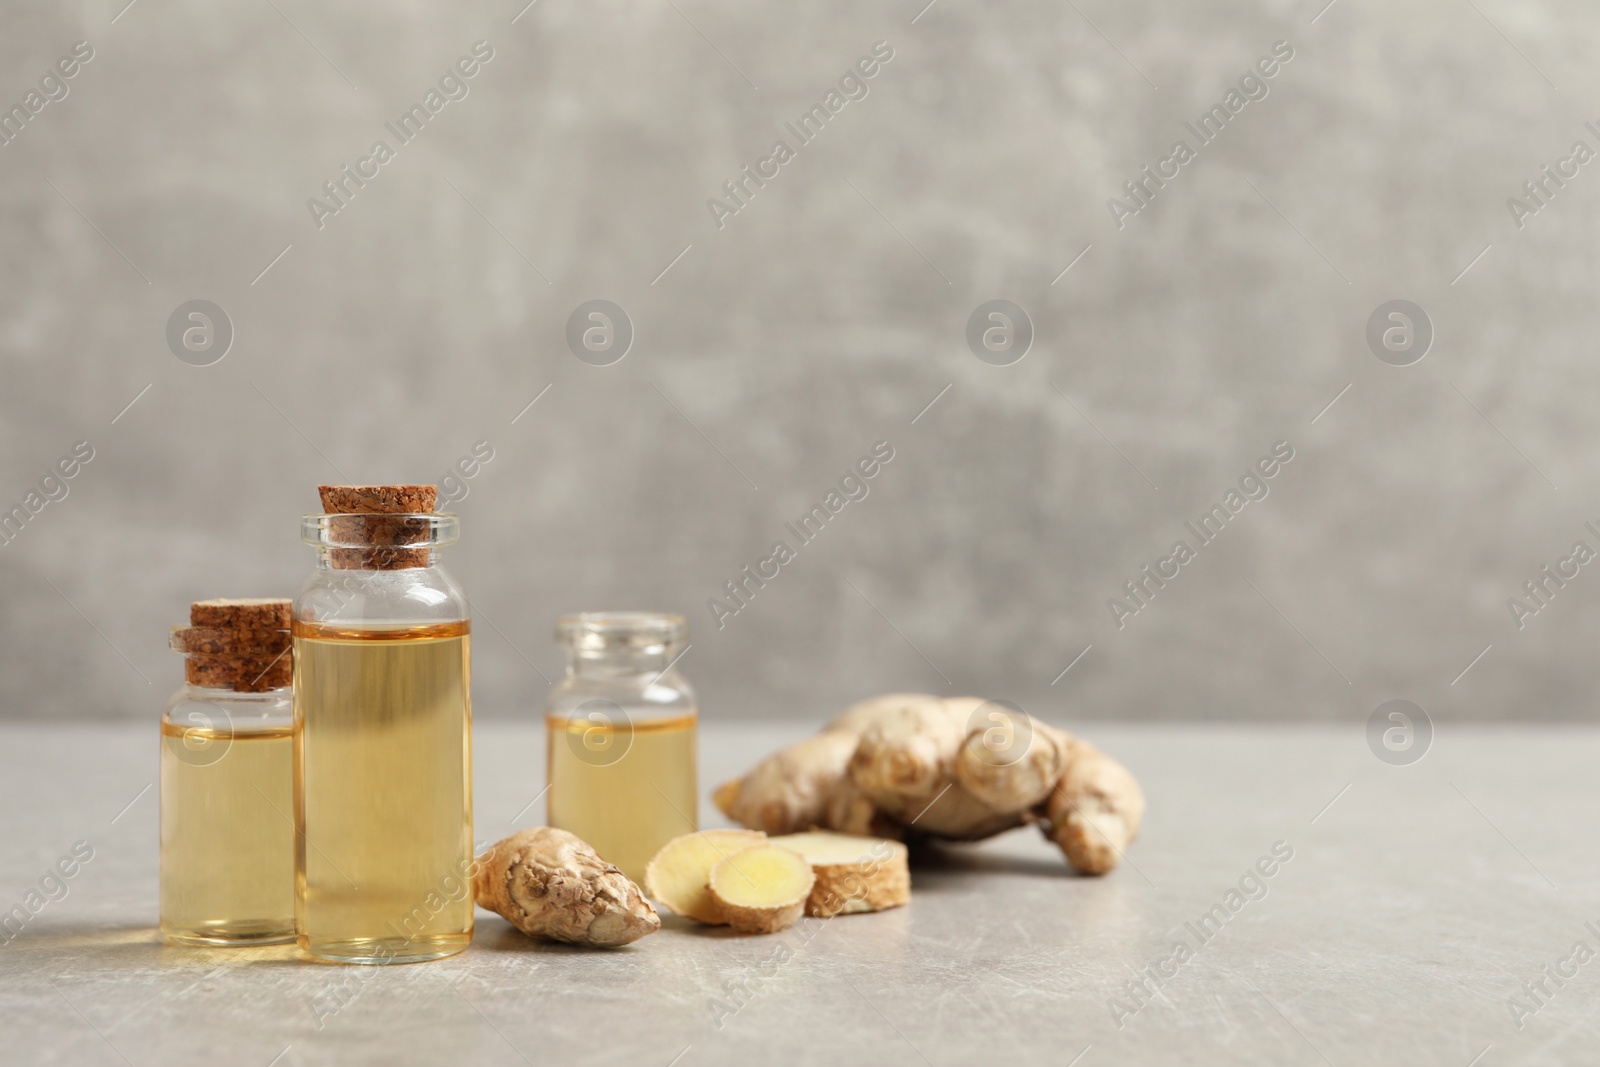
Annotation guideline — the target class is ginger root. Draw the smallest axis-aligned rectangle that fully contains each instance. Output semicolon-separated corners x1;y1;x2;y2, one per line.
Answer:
712;731;858;835
707;844;815;934
956;716;1072;813
1044;739;1146;875
643;829;906;926
770;831;909;918
713;694;1144;876
711;693;937;838
643;829;766;924
473;827;660;947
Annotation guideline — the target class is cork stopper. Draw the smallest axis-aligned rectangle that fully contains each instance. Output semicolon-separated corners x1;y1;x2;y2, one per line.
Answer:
174;598;292;692
318;484;437;570
171;626;290;655
319;485;437;514
189;598;292;630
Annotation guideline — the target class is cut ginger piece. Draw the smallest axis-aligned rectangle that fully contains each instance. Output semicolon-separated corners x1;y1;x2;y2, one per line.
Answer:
769;831;910;918
707;844;815;935
643;829;765;924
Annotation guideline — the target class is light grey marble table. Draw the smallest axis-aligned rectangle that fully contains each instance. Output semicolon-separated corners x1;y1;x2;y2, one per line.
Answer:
0;721;1591;1066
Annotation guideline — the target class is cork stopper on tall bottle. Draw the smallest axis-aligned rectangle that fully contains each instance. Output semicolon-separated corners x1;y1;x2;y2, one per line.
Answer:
171;598;292;692
318;484;438;570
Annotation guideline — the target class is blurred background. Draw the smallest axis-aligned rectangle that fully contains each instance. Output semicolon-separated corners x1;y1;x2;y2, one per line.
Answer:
0;0;1594;723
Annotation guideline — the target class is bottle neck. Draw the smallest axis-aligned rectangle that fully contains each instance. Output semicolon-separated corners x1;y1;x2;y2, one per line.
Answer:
566;645;678;679
183;684;294;698
311;547;446;570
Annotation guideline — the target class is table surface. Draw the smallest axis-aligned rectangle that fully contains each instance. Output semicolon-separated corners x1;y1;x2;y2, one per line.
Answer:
0;720;1591;1067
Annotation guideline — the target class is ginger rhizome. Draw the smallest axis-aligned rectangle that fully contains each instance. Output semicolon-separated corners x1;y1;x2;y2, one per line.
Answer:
644;828;908;931
769;831;910;917
473;827;660;947
707;844;815;934
714;694;1144;875
644;829;767;925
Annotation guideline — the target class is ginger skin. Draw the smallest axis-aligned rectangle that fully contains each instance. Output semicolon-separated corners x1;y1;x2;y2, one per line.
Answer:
771;831;910;917
1044;739;1145;875
707;844;815;935
643;829;766;925
712;731;859;835
711;693;936;837
474;827;660;947
713;694;1144;876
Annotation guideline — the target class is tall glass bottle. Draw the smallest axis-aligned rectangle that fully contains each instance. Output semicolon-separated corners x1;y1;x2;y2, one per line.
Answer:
546;612;697;883
293;510;473;964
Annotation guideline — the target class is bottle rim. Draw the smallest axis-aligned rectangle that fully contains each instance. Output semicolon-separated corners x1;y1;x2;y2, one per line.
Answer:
557;611;688;652
300;512;460;549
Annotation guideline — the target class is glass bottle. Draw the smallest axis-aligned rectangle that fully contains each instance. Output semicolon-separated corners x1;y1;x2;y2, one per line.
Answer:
546;612;697;883
293;511;474;964
160;629;295;945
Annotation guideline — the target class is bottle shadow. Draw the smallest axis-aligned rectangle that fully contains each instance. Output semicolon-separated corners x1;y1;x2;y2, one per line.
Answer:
6;923;303;965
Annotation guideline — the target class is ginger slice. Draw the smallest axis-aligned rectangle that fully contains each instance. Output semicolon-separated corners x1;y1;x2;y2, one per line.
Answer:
473;827;660;947
769;831;910;918
707;844;816;935
643;829;766;924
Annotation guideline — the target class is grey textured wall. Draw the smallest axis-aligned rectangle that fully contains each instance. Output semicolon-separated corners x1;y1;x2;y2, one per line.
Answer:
1;0;1595;722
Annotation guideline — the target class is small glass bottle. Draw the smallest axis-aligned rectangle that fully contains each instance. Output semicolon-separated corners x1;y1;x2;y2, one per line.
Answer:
160;602;296;946
546;612;697;883
294;495;473;964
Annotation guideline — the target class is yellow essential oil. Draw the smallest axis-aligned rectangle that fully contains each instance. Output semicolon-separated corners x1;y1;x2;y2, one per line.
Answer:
293;619;474;964
159;721;296;945
546;710;697;883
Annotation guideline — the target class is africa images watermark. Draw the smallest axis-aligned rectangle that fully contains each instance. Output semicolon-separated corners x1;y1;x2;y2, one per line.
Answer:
707;836;902;1029
1505;121;1600;231
1107;40;1296;229
1106;441;1295;629
439;440;495;505
705;41;896;231
1506;920;1600;1031
0;40;95;149
308;844;495;1028
1367;699;1432;766
0;440;95;549
1;840;96;946
1109;840;1295;1029
707;440;896;630
1505;520;1600;631
307;41;497;231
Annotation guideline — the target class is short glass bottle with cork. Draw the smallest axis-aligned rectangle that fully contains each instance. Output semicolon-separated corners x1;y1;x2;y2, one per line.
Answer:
293;484;474;964
160;598;295;946
546;612;697;883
